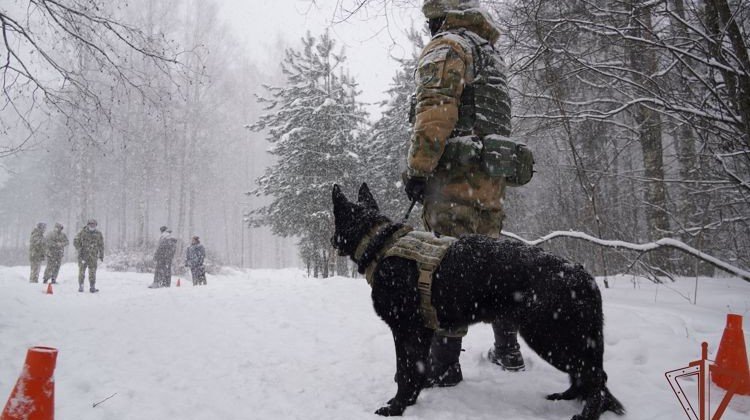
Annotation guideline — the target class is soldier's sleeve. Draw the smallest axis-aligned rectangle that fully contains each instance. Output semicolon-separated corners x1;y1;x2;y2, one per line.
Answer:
98;232;104;258
408;36;470;177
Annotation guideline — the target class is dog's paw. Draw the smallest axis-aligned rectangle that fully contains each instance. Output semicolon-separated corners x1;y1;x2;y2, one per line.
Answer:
547;392;577;401
375;403;406;417
546;388;580;401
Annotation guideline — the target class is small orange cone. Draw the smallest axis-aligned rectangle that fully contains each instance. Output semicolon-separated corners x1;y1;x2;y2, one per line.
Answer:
1;346;58;419
176;278;181;287
45;283;53;295
712;314;750;395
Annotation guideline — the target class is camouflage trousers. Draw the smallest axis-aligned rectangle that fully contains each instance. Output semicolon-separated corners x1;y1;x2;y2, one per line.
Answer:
78;258;98;287
422;200;504;338
422;200;504;239
43;257;63;282
30;259;44;283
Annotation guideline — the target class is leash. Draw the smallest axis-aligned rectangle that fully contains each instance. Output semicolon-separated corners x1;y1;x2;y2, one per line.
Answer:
401;198;417;223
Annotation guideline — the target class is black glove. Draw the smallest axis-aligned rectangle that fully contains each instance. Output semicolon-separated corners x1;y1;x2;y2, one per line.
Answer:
404;176;427;203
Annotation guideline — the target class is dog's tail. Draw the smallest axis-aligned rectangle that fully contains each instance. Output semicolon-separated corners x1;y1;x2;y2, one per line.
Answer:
603;387;625;415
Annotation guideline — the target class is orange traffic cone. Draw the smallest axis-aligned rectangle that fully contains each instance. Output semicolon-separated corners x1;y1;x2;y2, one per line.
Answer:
1;347;58;419
176;278;181;287
45;283;53;295
712;314;750;395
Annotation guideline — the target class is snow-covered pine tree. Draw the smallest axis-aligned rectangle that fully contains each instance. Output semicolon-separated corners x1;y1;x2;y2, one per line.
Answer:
249;31;368;277
365;29;425;223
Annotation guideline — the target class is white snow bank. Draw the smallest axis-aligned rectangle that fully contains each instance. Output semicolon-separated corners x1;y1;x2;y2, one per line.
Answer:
0;264;748;419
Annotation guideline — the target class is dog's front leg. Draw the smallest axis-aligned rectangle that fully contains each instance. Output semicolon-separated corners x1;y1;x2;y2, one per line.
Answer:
375;327;433;416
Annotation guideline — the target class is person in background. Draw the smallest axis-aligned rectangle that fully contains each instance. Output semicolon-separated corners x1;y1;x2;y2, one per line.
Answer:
43;223;69;284
150;226;178;288
74;219;104;293
185;236;207;286
29;222;47;283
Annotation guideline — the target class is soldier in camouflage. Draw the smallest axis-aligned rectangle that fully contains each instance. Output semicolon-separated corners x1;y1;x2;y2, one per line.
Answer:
404;0;527;387
28;222;47;283
74;219;104;293
43;223;69;284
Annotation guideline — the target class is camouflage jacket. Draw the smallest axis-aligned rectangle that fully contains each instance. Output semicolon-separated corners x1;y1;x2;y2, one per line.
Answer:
408;8;507;210
29;227;46;261
74;228;104;261
45;230;69;259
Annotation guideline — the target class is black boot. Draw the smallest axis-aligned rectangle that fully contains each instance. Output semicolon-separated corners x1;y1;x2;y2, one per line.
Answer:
425;335;463;387
488;321;525;372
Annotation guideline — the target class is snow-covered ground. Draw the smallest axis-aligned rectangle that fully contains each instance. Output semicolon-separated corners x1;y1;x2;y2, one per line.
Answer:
1;263;749;419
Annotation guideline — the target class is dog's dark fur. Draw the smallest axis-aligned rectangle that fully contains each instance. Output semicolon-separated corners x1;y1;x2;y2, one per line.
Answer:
331;184;624;420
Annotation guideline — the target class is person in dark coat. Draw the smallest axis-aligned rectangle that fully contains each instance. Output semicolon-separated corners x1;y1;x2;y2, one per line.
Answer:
149;226;178;288
185;236;207;286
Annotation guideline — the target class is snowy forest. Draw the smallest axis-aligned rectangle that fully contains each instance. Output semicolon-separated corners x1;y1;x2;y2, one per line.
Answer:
1;0;748;281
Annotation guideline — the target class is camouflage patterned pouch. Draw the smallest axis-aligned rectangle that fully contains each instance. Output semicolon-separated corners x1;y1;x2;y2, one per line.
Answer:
440;135;482;168
481;135;534;186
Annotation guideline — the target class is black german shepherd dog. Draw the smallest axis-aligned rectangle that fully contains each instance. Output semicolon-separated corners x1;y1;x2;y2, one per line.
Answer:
331;184;624;420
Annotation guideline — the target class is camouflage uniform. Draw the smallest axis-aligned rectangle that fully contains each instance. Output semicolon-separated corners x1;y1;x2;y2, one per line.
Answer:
406;0;525;385
28;223;47;283
408;4;510;236
43;223;69;283
74;223;104;291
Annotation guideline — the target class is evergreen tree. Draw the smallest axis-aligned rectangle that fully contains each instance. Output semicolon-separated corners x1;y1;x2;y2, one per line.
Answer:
249;31;368;277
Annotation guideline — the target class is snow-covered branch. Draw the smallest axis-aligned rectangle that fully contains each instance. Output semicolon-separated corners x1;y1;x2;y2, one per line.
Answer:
502;230;750;283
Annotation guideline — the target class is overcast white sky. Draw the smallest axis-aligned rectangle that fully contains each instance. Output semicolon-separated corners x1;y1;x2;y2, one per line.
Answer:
218;0;424;117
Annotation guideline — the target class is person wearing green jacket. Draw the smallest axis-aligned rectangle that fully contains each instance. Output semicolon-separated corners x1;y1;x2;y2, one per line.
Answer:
43;223;69;284
29;222;47;283
74;219;104;293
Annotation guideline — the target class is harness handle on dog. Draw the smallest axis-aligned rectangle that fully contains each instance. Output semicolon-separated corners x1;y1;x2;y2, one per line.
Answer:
402;198;417;224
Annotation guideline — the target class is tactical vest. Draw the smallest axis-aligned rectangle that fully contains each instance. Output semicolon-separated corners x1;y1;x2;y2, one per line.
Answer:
358;226;456;331
408;30;510;138
409;30;534;187
381;231;457;331
451;30;511;138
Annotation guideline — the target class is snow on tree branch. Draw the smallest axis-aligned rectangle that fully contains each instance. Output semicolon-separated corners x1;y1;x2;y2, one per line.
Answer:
502;230;750;283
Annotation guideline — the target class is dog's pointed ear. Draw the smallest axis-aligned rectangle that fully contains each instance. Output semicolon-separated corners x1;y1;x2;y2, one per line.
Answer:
332;184;347;210
358;183;379;211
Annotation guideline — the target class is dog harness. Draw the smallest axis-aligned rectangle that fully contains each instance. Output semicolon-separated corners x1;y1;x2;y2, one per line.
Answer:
355;225;456;330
